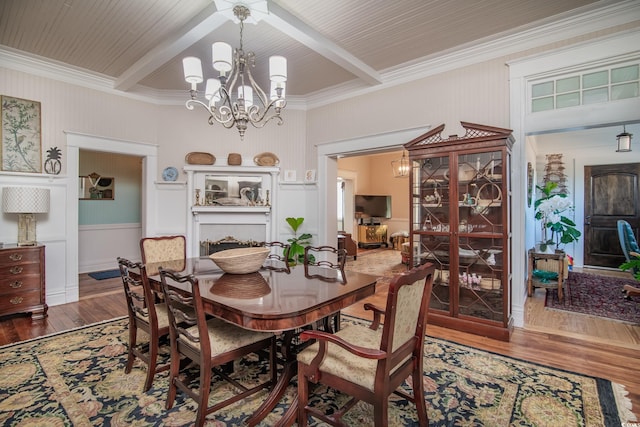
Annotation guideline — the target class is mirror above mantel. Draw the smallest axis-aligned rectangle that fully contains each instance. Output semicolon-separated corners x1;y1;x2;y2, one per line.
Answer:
79;172;115;200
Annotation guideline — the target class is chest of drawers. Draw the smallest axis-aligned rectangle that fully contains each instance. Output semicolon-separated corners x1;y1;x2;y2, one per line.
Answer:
0;245;47;320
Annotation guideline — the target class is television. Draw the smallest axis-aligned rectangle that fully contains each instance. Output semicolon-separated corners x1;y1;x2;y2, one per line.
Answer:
355;195;392;219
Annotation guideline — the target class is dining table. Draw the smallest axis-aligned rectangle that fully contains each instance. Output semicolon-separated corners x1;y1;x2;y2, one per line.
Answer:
146;256;378;426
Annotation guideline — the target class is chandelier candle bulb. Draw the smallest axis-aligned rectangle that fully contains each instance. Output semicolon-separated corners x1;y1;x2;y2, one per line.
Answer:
205;78;221;102
239;85;253;106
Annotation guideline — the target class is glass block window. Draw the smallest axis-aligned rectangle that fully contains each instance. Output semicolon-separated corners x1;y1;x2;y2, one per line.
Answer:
530;63;638;112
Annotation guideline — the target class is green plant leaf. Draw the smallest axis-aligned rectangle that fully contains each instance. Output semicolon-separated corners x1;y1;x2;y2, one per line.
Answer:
286;217;304;232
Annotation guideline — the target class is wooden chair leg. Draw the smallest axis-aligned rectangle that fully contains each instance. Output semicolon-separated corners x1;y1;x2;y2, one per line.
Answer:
298;369;309;427
413;367;428;426
143;335;158;392
195;366;213;427
373;395;388;427
165;350;180;410
125;324;136;374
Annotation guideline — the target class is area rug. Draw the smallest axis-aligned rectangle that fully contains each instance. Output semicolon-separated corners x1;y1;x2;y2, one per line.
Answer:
545;271;640;324
88;269;121;280
0;316;634;426
345;248;407;285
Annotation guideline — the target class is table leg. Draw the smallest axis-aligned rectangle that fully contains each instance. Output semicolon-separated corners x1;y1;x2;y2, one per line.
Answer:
246;329;298;427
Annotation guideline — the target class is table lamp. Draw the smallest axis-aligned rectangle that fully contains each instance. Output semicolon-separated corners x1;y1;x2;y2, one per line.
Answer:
2;187;50;246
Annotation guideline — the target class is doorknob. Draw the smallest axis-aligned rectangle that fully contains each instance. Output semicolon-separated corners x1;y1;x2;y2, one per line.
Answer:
585;215;591;226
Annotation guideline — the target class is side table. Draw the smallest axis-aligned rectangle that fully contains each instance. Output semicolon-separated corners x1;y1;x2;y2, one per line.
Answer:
527;248;567;303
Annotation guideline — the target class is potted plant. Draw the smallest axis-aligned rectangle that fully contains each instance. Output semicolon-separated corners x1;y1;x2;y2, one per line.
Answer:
534;182;581;253
285;217;312;265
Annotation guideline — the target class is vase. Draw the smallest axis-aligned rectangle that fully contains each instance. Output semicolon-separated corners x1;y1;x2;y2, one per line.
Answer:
536;242;555;254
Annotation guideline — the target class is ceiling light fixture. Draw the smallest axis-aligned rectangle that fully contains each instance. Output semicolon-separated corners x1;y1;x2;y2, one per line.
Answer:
391;151;410;178
616;125;633;152
182;3;287;140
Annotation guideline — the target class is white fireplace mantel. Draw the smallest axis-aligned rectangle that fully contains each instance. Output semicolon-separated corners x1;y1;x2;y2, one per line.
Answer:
184;165;280;257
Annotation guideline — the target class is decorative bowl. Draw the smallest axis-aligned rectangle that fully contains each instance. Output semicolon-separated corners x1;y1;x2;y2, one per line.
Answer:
209;247;270;274
211;272;271;298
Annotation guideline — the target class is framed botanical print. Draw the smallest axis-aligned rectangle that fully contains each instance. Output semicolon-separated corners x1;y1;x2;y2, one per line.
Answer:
1;96;42;173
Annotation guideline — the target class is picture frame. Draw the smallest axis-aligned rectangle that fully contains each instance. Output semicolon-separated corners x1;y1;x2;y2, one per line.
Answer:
1;96;42;173
304;169;317;182
284;170;297;182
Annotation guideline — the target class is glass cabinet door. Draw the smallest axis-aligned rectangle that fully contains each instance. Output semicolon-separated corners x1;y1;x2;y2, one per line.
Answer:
411;155;451;311
456;151;504;321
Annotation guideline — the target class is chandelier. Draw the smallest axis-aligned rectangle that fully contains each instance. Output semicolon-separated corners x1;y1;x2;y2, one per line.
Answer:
182;4;287;140
391;151;410;178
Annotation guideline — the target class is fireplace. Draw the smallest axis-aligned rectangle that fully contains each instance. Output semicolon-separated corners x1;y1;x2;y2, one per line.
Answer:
184;165;279;258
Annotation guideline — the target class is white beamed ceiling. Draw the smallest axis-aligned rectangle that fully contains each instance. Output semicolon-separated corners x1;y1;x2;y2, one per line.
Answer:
1;0;631;104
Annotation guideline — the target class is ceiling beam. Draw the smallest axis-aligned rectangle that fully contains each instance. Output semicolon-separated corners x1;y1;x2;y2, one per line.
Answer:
114;3;226;92
264;2;382;87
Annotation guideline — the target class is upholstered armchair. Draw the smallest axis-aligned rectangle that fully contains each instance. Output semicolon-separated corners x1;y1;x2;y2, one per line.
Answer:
294;262;435;426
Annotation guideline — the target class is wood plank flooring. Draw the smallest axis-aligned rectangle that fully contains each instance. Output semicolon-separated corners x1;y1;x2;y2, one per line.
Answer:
0;265;638;421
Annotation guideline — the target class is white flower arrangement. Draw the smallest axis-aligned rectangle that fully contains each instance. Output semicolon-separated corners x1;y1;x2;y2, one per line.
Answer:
534;182;581;249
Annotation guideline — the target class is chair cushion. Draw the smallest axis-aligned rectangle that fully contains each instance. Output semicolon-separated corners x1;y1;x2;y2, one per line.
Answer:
297;325;382;391
184;318;273;355
135;303;171;329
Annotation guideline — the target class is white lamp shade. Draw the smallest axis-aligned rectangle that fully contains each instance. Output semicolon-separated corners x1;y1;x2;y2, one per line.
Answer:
269;56;287;82
182;57;203;84
212;42;233;73
3;187;50;213
205;78;222;102
238;85;253;107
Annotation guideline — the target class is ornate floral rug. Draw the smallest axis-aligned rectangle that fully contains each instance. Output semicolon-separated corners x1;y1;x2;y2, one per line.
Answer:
345;248;407;286
0;316;634;426
545;272;640;324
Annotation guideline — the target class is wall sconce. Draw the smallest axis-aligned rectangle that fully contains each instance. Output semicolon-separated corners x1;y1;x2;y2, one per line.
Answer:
391;151;410;178
2;187;50;246
616;125;632;152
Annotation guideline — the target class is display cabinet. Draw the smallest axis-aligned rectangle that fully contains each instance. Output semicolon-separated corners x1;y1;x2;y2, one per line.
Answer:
404;122;514;341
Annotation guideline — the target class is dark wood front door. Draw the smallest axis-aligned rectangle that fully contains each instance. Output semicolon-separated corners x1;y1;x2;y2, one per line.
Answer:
584;163;640;268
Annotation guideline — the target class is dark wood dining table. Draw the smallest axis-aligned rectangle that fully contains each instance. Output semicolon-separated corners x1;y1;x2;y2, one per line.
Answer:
146;257;378;426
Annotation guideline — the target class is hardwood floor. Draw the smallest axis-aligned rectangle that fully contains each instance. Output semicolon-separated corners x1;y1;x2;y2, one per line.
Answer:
0;268;638;421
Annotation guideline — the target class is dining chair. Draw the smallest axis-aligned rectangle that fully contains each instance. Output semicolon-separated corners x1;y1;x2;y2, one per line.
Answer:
117;257;171;392
140;235;186;276
303;245;348;333
295;262;435;427
158;267;277;427
262;241;291;273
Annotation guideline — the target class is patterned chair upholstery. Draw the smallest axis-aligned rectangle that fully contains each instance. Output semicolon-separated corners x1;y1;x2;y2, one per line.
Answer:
140;235;186;276
158;268;277;427
295;262;436;427
117;257;171;392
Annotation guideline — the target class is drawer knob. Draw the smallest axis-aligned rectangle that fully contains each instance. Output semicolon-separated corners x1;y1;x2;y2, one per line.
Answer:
10;297;24;305
9;253;23;261
10;266;23;274
10;281;23;288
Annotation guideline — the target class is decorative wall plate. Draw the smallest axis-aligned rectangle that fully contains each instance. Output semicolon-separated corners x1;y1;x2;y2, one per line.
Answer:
254;152;279;166
162;166;178;181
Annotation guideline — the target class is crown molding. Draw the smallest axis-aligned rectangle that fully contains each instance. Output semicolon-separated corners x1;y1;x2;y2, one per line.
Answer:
0;0;637;110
